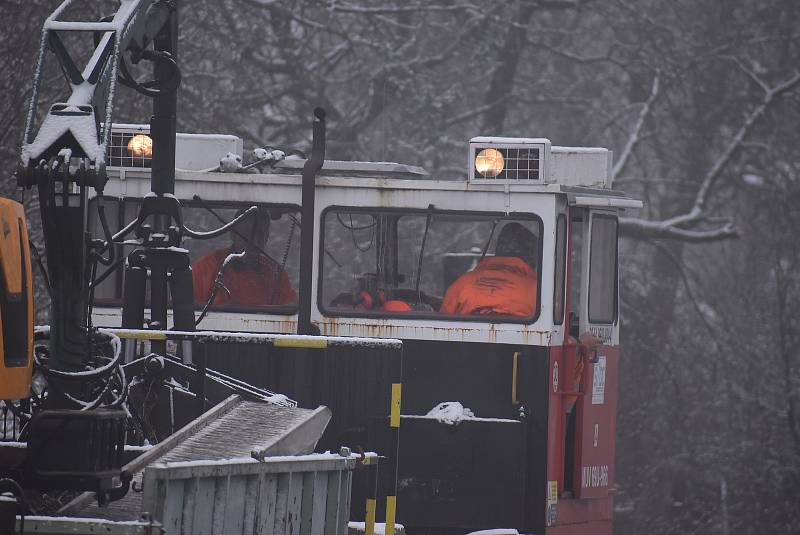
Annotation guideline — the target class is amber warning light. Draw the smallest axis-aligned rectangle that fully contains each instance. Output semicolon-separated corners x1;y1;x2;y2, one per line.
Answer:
475;148;505;178
127;134;153;158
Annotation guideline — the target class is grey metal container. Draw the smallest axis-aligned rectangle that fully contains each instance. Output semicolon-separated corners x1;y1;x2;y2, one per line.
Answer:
141;453;356;535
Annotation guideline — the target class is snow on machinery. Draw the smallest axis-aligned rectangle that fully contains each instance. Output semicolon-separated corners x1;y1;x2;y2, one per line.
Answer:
88;127;642;534
3;0;330;515
3;0;189;507
2;1;388;531
1;0;644;533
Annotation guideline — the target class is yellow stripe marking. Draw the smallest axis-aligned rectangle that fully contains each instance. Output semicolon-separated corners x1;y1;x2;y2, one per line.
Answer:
273;337;328;349
365;499;377;535
512;351;520;405
114;331;167;341
390;383;402;428
385;495;397;535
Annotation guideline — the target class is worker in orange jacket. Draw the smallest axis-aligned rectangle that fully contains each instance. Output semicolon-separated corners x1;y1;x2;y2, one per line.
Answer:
192;207;297;307
440;222;538;317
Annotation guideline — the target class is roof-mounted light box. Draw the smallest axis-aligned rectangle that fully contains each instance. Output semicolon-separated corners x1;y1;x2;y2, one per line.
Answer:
469;137;614;189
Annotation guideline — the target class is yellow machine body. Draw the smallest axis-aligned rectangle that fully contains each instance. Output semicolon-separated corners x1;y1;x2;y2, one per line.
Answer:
0;198;34;400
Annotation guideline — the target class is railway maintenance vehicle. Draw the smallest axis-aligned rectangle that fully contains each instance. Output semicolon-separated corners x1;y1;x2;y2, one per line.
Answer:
0;1;642;534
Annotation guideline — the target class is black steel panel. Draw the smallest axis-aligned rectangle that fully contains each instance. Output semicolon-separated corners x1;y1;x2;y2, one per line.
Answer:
202;343;397;451
25;409;126;491
200;339;550;532
372;417;526;531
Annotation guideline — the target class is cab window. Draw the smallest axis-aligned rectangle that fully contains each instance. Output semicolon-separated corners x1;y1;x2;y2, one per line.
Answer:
568;213;584;337
587;214;618;324
88;197;300;313
553;214;567;325
320;207;542;322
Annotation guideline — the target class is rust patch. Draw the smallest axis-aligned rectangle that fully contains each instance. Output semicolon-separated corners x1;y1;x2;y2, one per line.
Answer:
318;318;549;345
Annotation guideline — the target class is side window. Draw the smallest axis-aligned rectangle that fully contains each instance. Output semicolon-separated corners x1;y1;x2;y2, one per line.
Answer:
182;203;300;311
320;208;542;322
88;198;301;312
588;214;618;324
553;214;567;325
319;211;379;306
568;213;584;338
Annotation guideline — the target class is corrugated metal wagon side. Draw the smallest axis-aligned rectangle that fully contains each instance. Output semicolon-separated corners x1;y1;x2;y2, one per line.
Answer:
141;454;356;535
15;515;163;534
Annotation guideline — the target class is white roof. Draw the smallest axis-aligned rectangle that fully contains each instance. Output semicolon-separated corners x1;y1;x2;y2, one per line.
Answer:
470;136;550;145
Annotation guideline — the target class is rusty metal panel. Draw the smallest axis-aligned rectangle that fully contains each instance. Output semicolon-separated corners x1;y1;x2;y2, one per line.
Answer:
257;472;280;532
224;475;248;533
286;471;303;535
143;454;355;535
337;470;353;535
300;472;316;535
324;470;343;535
310;471;329;535
161;479;184;533
15;515;163;534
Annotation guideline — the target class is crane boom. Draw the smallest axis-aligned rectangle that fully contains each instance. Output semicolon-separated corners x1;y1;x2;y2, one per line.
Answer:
16;0;178;375
21;0;170;170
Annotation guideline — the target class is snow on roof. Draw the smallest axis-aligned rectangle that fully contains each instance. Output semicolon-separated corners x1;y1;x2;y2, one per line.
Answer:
274;158;428;178
552;145;608;154
470;136;550;145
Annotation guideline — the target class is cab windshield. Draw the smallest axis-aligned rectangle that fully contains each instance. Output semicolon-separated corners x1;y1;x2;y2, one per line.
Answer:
320;207;542;322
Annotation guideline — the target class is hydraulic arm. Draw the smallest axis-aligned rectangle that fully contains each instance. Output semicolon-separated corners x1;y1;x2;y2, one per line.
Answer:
1;0;180;503
16;0;178;376
5;0;327;506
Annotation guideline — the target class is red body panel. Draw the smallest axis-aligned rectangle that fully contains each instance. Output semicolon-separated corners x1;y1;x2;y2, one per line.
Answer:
576;346;618;499
546;345;618;532
548;520;612;535
547;345;567;489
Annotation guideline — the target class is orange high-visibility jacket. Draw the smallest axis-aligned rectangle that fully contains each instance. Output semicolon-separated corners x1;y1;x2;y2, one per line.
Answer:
192;248;297;306
440;256;537;317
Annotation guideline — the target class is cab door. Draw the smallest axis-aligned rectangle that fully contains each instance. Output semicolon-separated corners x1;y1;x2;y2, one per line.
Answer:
579;210;619;345
574;209;619;499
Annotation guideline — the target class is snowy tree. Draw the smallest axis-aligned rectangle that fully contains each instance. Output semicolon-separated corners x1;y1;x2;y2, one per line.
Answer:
1;0;799;531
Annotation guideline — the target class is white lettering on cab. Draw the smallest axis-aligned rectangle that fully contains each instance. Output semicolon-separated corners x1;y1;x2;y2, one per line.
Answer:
581;464;609;489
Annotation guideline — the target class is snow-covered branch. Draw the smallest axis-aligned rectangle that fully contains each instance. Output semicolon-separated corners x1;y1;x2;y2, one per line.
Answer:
690;70;800;216
620;70;800;241
327;0;581;16
612;72;659;181
619;216;738;242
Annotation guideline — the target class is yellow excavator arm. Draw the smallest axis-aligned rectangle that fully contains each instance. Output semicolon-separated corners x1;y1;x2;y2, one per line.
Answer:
0;198;33;400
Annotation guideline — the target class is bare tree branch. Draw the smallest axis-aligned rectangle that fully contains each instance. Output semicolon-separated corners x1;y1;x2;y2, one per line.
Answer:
619;216;738;242
620;70;800;241
612;71;659;181
681;70;800;223
329;0;582;16
729;56;771;93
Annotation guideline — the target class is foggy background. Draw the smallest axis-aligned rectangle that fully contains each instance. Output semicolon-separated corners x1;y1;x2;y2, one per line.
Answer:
1;1;798;533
